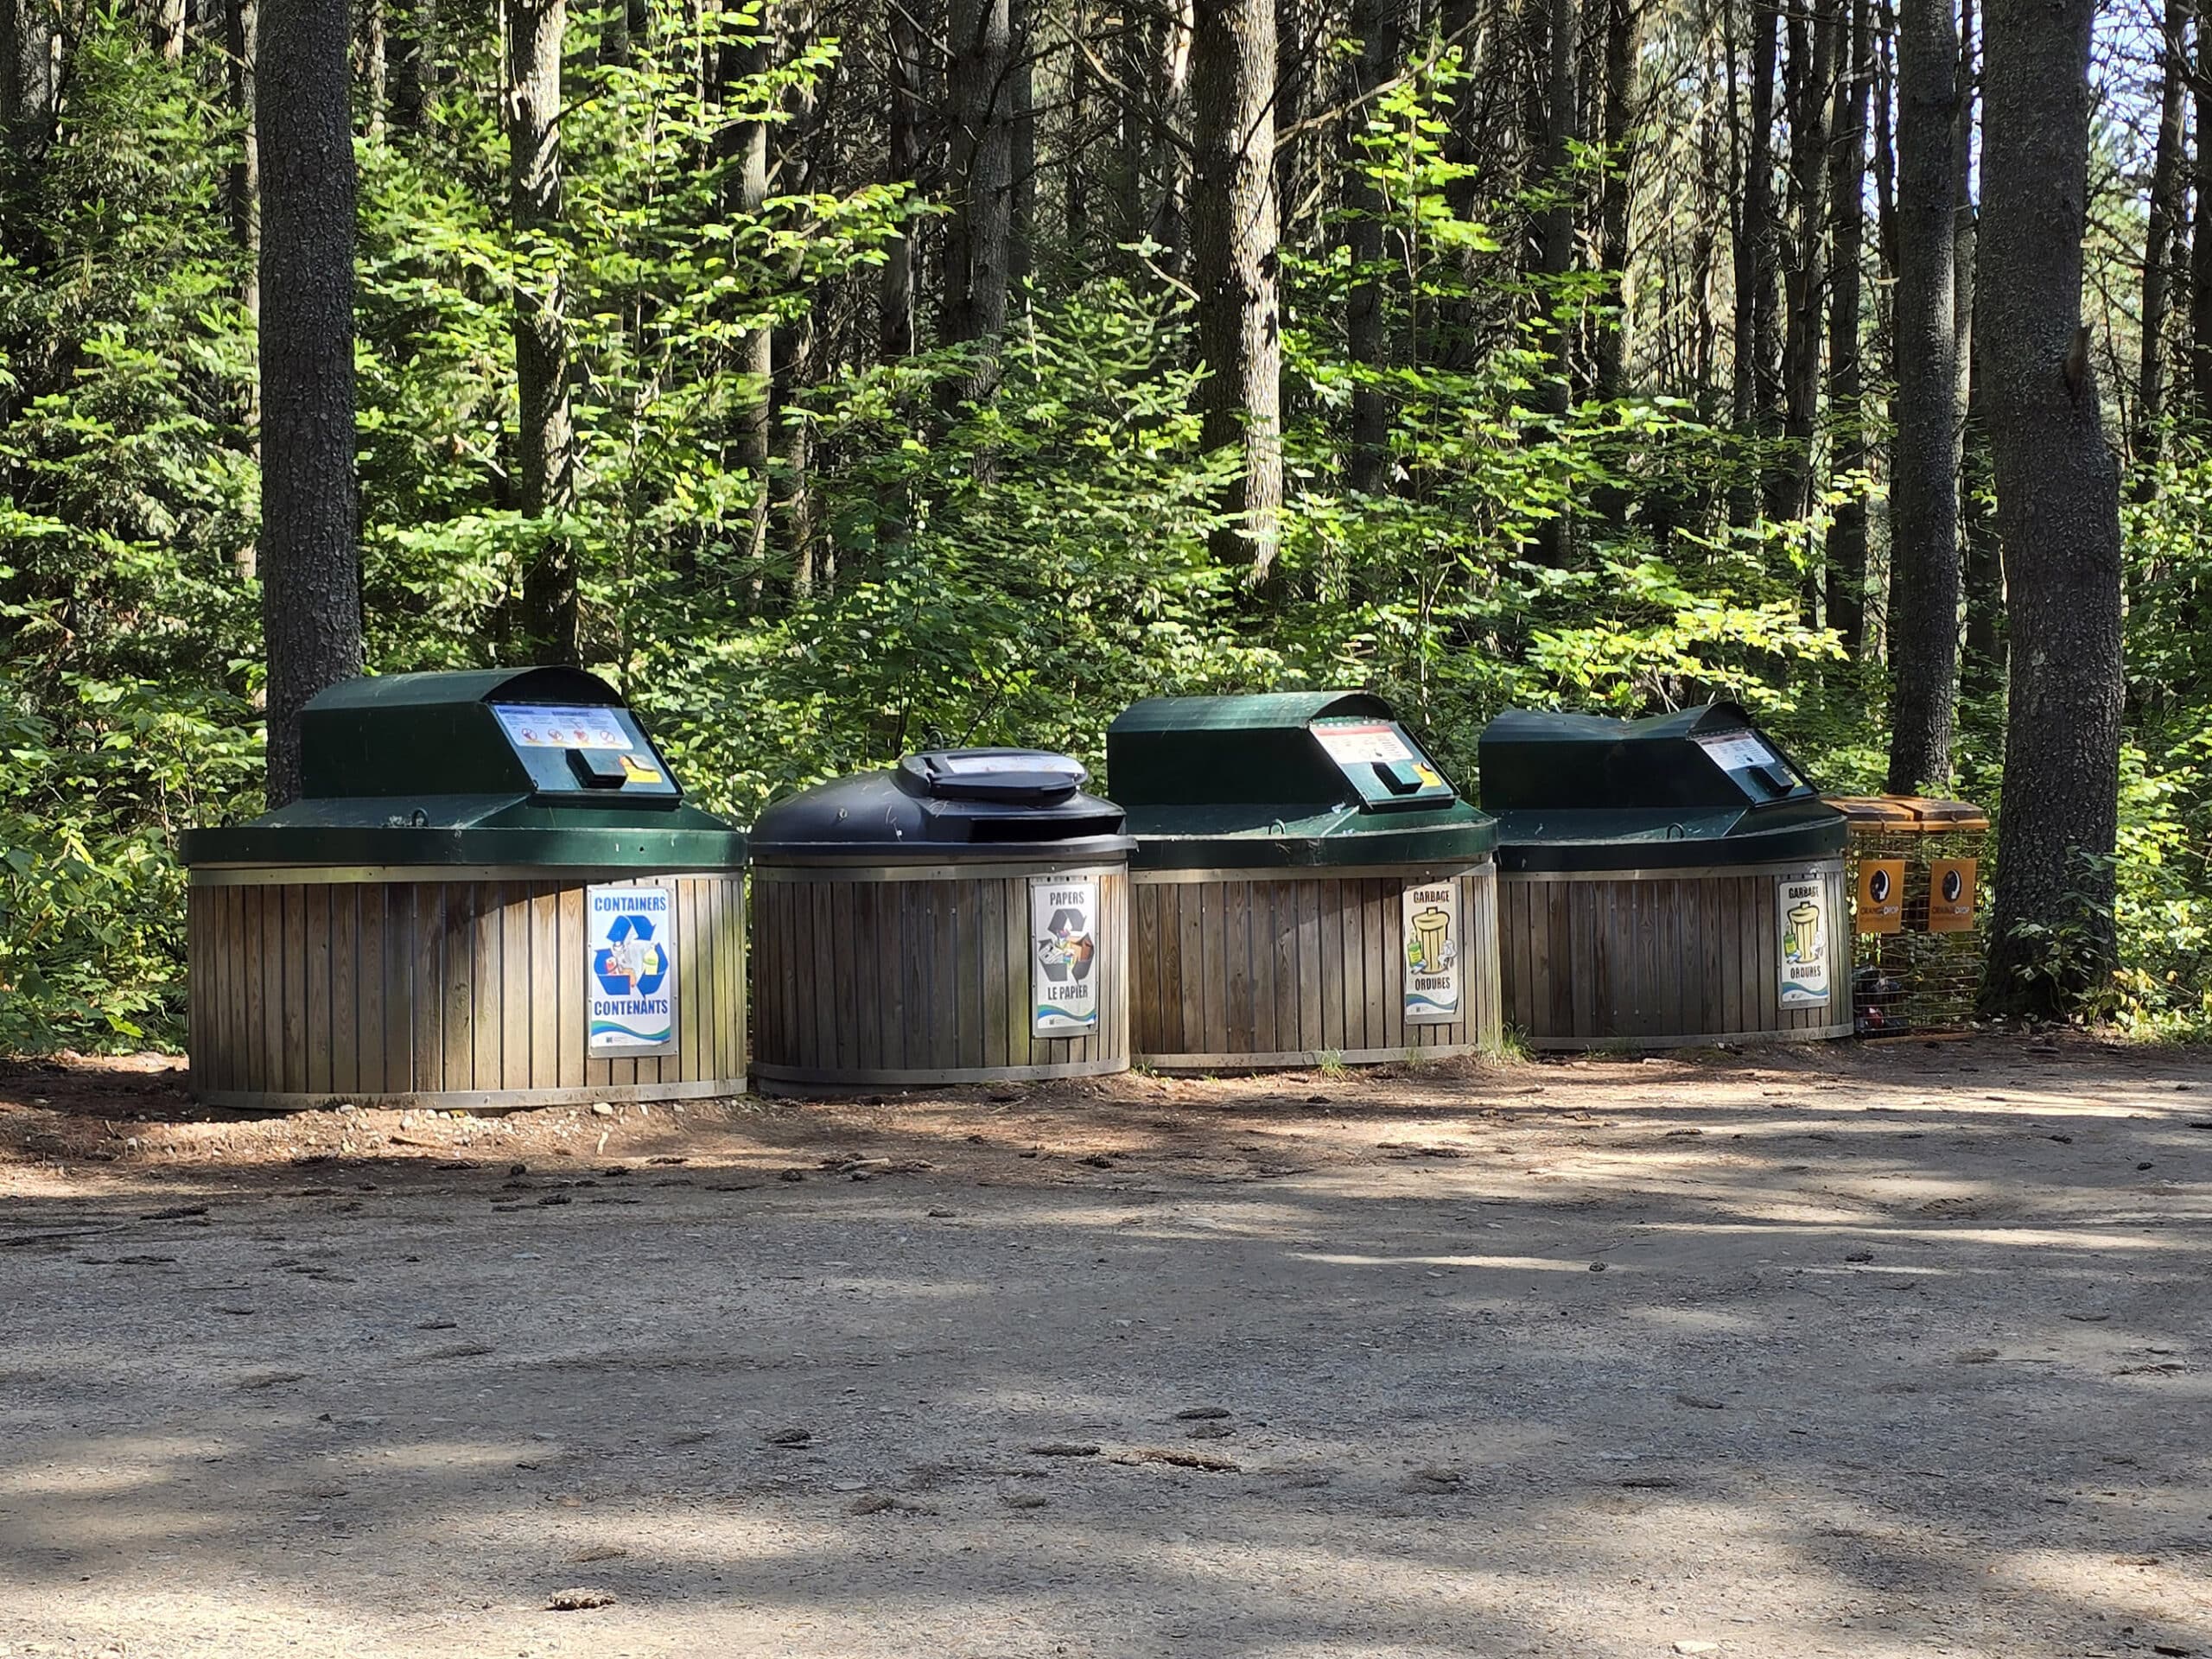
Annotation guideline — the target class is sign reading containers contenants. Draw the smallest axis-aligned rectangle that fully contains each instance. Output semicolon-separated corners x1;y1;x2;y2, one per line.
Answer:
588;880;678;1055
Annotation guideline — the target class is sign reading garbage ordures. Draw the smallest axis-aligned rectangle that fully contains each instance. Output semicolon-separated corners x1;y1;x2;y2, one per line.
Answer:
588;882;678;1055
1031;876;1100;1037
1777;873;1832;1008
1402;878;1463;1024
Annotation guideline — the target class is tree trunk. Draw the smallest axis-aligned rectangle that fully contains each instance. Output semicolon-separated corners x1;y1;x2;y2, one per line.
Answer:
258;0;363;805
228;0;261;326
0;0;60;174
1773;0;1836;531
1273;0;1304;244
386;0;426;130
1592;0;1642;401
724;10;771;572
154;0;187;59
1145;0;1193;276
2133;0;2188;468
1528;0;1576;559
1960;346;2003;690
506;0;578;663
1824;0;1871;654
1009;0;1034;293
1190;0;1281;582
1883;0;1959;793
1730;0;1779;523
359;0;386;138
1346;0;1399;497
2194;17;2212;415
1978;0;2122;1015
941;0;1013;404
881;0;923;359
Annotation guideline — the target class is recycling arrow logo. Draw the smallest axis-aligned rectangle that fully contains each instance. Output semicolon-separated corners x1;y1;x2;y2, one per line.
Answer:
594;910;669;996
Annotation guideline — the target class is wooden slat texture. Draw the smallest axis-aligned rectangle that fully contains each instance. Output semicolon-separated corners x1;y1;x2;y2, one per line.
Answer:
188;874;746;1107
746;868;1128;1090
1496;861;1852;1051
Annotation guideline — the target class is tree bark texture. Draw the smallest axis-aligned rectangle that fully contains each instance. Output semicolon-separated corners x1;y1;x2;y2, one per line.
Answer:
154;0;187;59
2195;18;2212;414
257;0;363;804
1729;0;1778;524
1883;0;1960;793
1008;0;1034;291
1592;0;1642;401
1773;0;1836;529
1527;0;1576;560
1190;0;1281;581
881;0;923;359
941;0;1014;404
1823;0;1871;653
0;0;60;172
228;0;260;327
723;11;772;572
359;0;386;137
2133;0;2187;467
1978;0;2123;1014
1346;0;1399;497
386;0;425;130
505;0;578;663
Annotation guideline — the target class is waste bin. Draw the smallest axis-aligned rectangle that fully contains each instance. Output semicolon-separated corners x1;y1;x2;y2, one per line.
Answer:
1109;693;1503;1070
180;668;749;1109
747;749;1134;1095
1481;702;1850;1050
1828;795;1991;1034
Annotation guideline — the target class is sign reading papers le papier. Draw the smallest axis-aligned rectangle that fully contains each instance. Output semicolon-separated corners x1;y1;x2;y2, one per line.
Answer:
1031;876;1101;1037
587;882;678;1055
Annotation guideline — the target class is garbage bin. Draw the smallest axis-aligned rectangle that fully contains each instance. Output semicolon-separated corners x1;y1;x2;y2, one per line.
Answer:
180;668;749;1109
1108;693;1503;1070
1480;702;1850;1050
1828;795;1992;1034
747;749;1135;1095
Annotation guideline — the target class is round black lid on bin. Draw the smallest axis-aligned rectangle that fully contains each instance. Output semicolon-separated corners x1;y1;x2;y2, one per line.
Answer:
752;748;1136;863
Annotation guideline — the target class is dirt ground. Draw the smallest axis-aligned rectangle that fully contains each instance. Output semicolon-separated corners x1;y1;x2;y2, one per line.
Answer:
0;1034;2206;1659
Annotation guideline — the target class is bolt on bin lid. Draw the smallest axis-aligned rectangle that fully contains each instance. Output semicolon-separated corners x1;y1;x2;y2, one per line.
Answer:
750;748;1135;864
1827;795;1991;832
1106;692;1497;869
179;667;747;872
1478;701;1846;872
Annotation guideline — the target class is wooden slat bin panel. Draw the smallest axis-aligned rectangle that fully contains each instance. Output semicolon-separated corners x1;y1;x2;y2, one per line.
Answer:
749;863;1131;1095
187;871;747;1109
1497;859;1852;1051
1130;861;1503;1071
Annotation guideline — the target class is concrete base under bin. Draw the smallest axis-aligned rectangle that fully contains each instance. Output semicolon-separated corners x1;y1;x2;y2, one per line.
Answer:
1131;861;1503;1071
748;861;1130;1096
186;868;748;1109
1497;857;1851;1050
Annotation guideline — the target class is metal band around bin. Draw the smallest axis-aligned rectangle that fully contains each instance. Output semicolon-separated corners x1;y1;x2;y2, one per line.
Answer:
1497;855;1846;884
1531;1023;1852;1052
751;860;1126;885
1138;1042;1489;1071
1133;859;1491;886
187;864;744;887
188;1077;746;1112
753;1056;1129;1091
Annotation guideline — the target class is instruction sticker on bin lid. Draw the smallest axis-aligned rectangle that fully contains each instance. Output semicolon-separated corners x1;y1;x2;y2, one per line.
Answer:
1031;876;1100;1037
1402;879;1463;1025
1695;729;1781;773
494;703;634;752
1313;720;1414;766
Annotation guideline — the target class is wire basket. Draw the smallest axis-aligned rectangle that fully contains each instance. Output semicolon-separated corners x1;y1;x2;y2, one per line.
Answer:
1830;797;1992;1035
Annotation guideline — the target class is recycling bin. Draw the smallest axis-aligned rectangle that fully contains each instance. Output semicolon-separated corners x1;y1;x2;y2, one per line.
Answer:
1829;794;1991;1033
180;668;749;1108
747;749;1134;1095
1481;702;1850;1050
1108;693;1503;1070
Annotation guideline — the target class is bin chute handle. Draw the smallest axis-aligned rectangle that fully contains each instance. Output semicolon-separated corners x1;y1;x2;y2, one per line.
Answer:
1666;821;1686;839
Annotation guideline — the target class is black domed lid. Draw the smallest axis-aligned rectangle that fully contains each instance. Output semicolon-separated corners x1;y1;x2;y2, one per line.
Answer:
752;749;1134;864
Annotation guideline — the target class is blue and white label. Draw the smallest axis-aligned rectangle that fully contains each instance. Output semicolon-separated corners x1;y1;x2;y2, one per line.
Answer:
588;882;678;1054
1031;876;1101;1036
1402;879;1462;1025
1777;874;1832;1008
